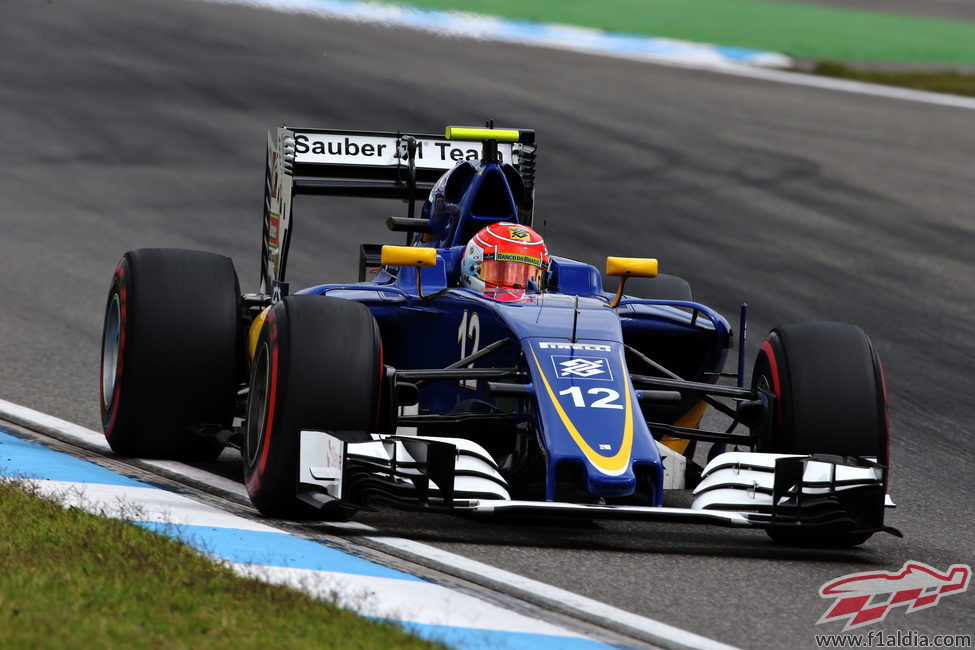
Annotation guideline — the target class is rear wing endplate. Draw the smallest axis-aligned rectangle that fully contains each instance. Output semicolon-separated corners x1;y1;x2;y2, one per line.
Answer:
261;126;536;293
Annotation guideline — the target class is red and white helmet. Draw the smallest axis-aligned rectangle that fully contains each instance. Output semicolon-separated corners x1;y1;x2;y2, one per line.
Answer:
461;222;549;294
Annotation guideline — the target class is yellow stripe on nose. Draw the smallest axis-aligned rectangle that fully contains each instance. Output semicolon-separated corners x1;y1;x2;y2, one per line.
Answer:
530;347;633;476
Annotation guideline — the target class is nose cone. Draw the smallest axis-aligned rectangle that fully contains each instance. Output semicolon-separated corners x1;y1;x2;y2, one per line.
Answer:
523;337;663;501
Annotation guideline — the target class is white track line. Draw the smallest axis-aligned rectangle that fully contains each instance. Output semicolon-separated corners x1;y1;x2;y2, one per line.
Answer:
678;63;975;111
18;479;279;531
230;562;602;636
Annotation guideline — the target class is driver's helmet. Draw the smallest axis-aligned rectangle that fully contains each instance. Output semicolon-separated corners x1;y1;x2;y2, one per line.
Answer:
461;222;549;294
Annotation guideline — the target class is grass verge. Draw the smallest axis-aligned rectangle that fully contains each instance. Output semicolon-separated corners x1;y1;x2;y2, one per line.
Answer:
0;479;440;649
811;61;975;98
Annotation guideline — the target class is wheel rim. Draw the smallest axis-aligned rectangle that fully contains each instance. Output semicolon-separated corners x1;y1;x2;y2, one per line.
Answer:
101;294;121;410
245;342;271;468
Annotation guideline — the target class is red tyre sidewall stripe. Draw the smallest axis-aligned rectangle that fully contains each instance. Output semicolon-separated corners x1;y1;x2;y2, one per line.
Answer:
373;336;384;433
258;313;279;475
760;340;783;430
878;357;889;437
104;264;126;438
878;356;890;481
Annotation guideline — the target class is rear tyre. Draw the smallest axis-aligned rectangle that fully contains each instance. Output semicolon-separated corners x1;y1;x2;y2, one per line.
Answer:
100;249;240;460
751;322;889;546
243;296;383;518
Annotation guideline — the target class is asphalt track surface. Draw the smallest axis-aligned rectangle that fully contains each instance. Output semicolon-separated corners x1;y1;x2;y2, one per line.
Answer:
1;1;973;647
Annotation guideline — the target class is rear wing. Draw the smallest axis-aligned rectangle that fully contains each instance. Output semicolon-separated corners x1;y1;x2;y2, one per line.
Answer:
261;126;537;294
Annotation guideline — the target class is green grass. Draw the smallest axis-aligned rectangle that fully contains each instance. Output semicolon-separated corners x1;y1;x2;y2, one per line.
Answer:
379;0;975;65
0;479;440;649
813;61;975;97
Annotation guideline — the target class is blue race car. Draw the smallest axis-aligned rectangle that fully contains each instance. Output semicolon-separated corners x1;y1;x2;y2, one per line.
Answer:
99;125;897;546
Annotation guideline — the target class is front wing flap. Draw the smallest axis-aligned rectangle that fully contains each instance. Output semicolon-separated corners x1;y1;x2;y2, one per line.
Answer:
297;430;511;511
692;452;898;537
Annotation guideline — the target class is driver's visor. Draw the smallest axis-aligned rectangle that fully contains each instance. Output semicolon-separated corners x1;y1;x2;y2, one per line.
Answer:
481;260;543;292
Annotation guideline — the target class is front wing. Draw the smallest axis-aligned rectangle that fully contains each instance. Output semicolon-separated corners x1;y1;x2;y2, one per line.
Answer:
296;431;899;539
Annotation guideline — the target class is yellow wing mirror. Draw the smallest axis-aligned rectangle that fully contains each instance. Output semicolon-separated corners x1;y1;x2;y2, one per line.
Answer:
380;245;437;268
606;256;658;308
381;246;437;299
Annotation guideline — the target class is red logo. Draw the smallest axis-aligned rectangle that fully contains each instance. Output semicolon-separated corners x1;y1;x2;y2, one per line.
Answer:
268;213;280;247
818;561;970;630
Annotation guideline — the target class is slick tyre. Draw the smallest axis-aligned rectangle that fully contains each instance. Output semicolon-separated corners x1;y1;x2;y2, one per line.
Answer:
101;249;240;459
243;296;383;518
752;322;888;459
751;322;889;546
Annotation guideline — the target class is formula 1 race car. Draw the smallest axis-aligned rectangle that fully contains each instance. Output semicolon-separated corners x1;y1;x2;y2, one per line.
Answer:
99;124;898;546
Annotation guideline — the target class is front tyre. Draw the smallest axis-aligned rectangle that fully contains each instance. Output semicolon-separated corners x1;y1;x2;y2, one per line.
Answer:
100;249;240;459
752;322;888;460
243;296;383;518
